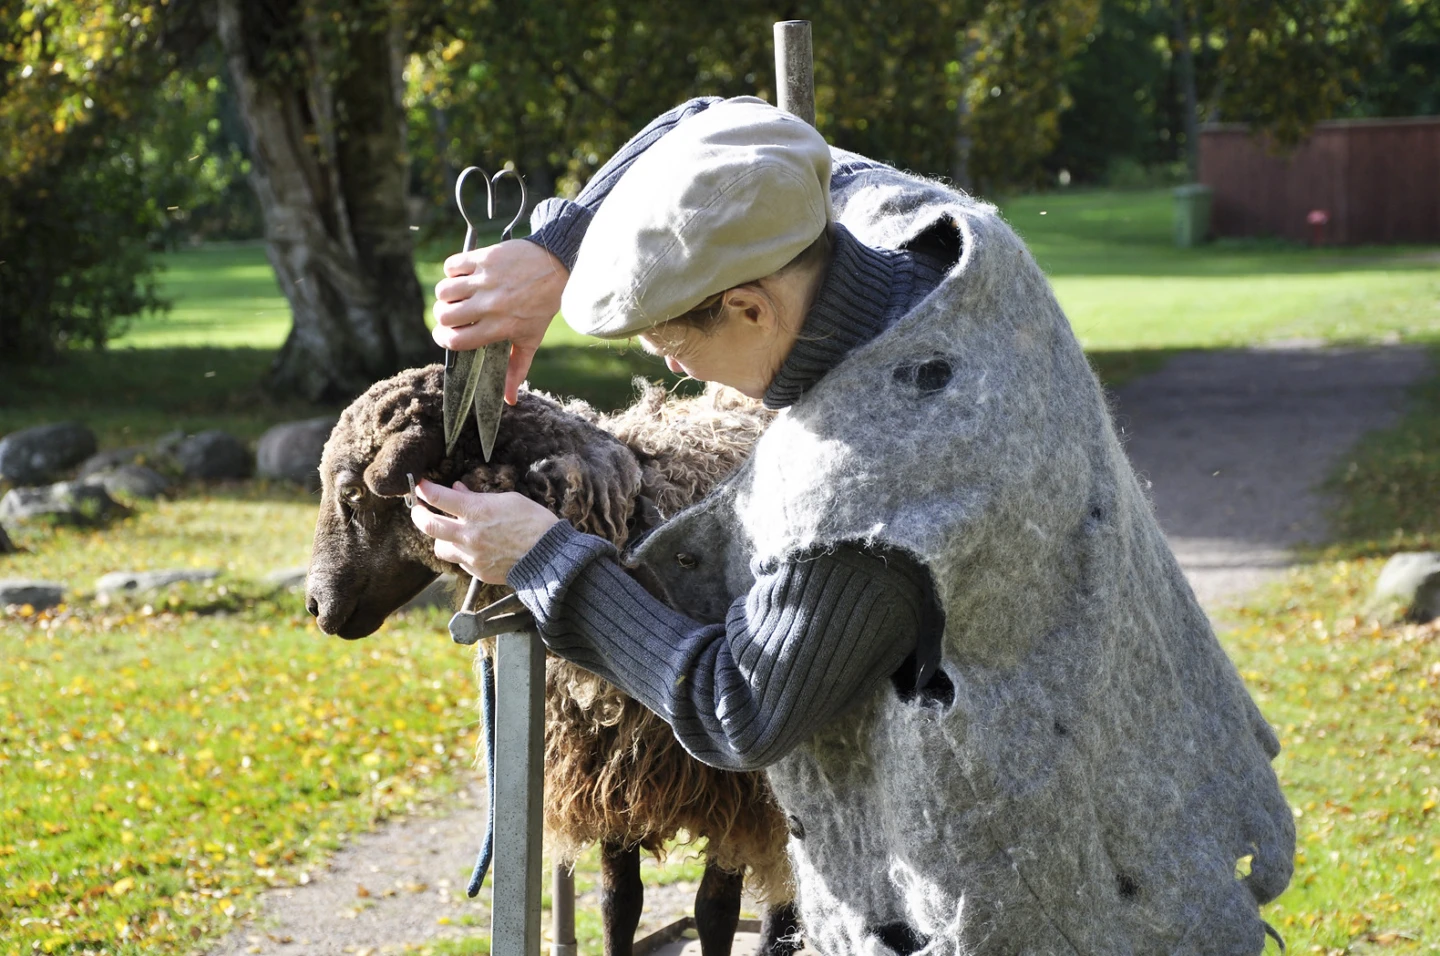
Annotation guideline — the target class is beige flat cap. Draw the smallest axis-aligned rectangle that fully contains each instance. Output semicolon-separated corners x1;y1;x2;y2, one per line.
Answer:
562;96;832;339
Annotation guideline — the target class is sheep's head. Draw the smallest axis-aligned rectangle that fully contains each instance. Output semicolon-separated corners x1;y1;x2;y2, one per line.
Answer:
306;364;644;640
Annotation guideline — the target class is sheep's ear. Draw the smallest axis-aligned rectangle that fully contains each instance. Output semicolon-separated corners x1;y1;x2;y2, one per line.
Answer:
364;426;444;498
522;447;643;547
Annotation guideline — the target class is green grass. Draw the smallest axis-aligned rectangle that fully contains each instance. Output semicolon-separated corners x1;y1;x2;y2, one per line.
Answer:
3;189;1440;955
0;593;481;955
1004;189;1440;351
1208;343;1440;954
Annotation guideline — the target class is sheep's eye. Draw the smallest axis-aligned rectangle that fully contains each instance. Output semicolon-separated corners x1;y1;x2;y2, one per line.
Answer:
341;484;365;504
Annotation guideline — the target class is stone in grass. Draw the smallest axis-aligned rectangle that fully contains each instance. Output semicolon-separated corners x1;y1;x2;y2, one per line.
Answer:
77;446;150;478
175;430;252;481
264;567;308;591
256;416;338;490
1373;552;1440;623
0;522;13;554
0;422;98;485
0;481;126;525
82;464;173;500
95;569;221;599
0;579;65;610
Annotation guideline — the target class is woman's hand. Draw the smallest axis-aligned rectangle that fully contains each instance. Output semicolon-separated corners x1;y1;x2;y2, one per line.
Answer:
410;480;560;584
433;240;568;404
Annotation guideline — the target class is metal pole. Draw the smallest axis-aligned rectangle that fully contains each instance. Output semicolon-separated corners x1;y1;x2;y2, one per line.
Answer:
774;20;815;127
490;628;545;956
551;864;577;956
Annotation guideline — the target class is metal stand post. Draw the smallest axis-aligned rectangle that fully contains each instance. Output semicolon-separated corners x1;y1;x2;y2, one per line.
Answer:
490;628;545;956
774;20;815;126
551;864;577;956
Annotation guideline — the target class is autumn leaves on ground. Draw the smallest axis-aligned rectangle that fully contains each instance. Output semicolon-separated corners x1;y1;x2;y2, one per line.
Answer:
3;189;1440;955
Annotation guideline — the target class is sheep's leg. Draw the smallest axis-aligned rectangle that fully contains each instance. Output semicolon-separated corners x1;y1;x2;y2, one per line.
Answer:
600;840;643;956
755;901;804;956
694;862;743;956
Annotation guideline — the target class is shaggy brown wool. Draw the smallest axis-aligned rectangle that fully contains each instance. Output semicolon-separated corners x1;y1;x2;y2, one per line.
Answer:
308;366;789;900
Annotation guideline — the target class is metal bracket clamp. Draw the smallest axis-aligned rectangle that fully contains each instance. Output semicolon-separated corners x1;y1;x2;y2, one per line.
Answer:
449;588;535;646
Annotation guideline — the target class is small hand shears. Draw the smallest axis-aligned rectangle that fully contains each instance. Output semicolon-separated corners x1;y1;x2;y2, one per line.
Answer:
442;165;527;460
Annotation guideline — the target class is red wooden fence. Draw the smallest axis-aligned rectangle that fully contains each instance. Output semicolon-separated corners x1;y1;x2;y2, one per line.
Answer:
1199;117;1440;245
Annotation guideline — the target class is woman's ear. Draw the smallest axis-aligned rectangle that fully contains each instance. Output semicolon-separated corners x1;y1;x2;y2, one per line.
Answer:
722;285;772;328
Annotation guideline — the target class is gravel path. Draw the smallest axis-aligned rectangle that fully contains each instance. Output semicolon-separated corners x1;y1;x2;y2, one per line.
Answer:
1113;343;1429;608
207;343;1431;955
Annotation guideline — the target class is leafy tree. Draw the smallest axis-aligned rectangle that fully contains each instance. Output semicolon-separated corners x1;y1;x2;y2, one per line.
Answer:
1047;1;1174;183
214;0;437;401
1194;0;1388;150
1345;0;1440;116
408;0;1099;206
0;1;222;359
1045;0;1389;183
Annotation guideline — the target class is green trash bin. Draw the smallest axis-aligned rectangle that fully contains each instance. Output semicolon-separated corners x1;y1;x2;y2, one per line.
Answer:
1173;183;1213;248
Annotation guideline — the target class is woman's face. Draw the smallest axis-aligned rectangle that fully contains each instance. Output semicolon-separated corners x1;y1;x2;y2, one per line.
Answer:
637;287;798;400
637;316;763;396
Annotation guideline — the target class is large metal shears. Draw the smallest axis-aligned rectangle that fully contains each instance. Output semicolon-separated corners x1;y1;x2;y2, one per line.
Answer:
443;165;527;460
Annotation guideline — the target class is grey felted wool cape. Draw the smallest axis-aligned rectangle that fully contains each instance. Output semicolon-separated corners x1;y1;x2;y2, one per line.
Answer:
628;159;1295;955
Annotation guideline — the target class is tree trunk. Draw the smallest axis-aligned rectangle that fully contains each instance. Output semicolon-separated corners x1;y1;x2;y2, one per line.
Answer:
216;0;437;402
1172;0;1201;180
951;35;980;192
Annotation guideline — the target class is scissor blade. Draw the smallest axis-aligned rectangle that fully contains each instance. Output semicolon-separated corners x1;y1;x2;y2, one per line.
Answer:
443;347;485;455
473;340;510;462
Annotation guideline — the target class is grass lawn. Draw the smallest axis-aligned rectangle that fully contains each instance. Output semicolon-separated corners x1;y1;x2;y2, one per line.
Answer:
2;188;1439;955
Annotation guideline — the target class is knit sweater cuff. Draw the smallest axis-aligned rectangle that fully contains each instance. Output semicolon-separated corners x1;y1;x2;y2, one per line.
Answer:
507;520;615;616
524;198;592;273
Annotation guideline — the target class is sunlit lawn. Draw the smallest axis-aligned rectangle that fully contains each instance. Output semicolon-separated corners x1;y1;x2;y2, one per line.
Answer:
118;189;1440;355
3;188;1440;955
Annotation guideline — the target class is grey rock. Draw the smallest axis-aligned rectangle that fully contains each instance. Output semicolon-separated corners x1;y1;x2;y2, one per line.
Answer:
81;464;172;500
95;569;221;598
0;522;13;554
1374;552;1440;622
78;446;149;478
0;481;125;525
175;430;251;480
0;422;98;485
256;416;337;489
0;579;65;609
401;575;457;612
264;567;309;590
152;429;186;457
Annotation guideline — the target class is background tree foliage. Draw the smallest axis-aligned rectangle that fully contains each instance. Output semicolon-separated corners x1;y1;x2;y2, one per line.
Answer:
2;0;1431;390
1047;0;1396;184
1346;0;1440;116
0;1;230;358
407;0;1098;211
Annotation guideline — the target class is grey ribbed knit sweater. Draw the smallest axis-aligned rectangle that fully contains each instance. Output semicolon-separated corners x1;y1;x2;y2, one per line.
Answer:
513;101;949;769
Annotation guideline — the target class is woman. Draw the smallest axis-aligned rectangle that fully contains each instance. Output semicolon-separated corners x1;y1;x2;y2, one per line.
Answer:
414;97;1294;955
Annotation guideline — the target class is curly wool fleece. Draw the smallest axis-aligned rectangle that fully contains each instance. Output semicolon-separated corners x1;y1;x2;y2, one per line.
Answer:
629;156;1295;955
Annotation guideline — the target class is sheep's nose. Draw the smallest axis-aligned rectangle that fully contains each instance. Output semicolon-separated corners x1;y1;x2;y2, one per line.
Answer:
305;595;320;618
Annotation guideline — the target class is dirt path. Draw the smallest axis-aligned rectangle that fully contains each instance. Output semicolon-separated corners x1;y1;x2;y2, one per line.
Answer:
1113;343;1429;608
207;343;1431;955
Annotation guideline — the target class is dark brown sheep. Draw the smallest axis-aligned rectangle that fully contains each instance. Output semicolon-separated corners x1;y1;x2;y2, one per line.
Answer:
306;365;799;956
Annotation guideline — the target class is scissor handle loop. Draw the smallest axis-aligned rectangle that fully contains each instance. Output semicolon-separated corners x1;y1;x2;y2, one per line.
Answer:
454;165;527;251
490;167;527;241
454;166;493;254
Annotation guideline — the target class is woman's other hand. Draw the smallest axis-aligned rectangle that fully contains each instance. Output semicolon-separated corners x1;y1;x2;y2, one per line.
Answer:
433;239;568;404
410;480;560;584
